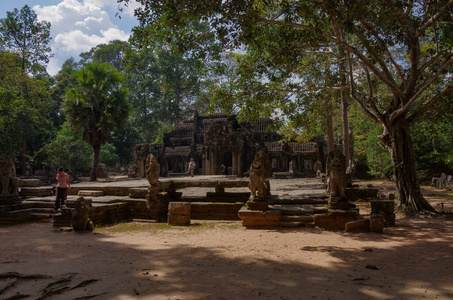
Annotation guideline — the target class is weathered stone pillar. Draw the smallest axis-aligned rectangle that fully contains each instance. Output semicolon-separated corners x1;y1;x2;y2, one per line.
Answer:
232;153;237;175
137;159;145;178
168;202;191;226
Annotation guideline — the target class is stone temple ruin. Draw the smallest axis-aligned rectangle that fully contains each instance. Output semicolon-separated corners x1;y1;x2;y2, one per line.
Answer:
133;113;324;178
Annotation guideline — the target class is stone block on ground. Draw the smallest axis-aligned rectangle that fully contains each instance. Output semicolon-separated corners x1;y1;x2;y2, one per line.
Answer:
78;190;105;197
19;179;40;187
167;213;190;226
168;202;191;215
371;200;396;227
238;206;281;228
314;212;358;230
370;214;385;233
371;200;395;214
345;218;371;233
19;187;54;197
129;188;148;198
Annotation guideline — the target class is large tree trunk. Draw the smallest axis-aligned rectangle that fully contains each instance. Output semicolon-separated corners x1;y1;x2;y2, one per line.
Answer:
22;138;27;176
386;116;435;215
326;98;335;154
90;144;101;181
340;60;350;168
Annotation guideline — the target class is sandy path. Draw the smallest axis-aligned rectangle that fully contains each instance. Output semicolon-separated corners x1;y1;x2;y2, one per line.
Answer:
1;214;453;300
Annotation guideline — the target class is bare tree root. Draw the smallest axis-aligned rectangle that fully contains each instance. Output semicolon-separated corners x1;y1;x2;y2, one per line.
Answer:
35;273;77;300
73;292;108;300
0;272;102;299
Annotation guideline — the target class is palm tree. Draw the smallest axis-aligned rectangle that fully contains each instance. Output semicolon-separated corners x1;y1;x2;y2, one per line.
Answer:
64;61;130;181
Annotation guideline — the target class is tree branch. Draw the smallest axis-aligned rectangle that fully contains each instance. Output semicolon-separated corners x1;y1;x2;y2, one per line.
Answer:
417;0;453;37
408;86;453;123
389;57;453;122
356;17;406;87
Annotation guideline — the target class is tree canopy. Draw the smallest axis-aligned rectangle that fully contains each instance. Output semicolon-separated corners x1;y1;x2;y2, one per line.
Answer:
64;61;130;181
0;5;52;74
121;0;453;215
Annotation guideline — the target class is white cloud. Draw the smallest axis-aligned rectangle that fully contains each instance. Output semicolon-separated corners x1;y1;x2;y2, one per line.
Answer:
32;0;133;75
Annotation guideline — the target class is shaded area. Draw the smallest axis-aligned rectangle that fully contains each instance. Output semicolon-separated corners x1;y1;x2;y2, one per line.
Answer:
0;218;452;299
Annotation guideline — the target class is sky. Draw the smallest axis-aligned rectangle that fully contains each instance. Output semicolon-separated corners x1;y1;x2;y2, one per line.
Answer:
0;0;140;75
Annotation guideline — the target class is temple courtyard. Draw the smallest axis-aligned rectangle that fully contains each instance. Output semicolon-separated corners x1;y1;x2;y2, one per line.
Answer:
1;178;452;299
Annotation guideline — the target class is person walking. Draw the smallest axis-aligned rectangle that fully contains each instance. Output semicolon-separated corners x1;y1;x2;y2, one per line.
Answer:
54;167;70;211
188;158;196;178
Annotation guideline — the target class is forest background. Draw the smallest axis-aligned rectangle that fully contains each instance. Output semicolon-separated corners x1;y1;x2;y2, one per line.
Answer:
1;3;453;198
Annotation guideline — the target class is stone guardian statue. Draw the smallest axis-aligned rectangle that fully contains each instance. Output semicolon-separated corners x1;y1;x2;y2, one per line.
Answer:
0;156;20;203
71;197;94;231
248;150;271;200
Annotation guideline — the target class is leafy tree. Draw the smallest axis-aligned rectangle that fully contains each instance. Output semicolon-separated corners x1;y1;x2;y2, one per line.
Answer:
49;58;80;128
64;61;130;181
109;119;142;168
80;40;129;72
38;121;92;179
122;0;453;215
0;51;52;174
100;143;119;169
124;47;162;143
0;5;52;74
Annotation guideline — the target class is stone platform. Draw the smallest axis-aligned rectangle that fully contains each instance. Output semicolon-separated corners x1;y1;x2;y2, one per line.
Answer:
1;177;377;230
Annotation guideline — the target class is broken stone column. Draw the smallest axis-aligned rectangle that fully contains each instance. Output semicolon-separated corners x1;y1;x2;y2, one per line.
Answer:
168;202;191;226
371;200;395;226
370;214;385;233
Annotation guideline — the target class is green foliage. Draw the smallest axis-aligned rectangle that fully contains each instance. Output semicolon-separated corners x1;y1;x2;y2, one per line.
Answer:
0;51;53;171
65;61;130;147
39;121;92;176
64;60;130;180
100;143;119;169
109;119;142;167
80;40;129;72
0;5;52;74
49;58;80;128
124;41;205;142
365;127;393;179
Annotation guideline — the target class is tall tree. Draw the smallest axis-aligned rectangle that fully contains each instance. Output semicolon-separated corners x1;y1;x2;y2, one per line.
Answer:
79;40;129;72
0;51;52;174
122;0;453;215
50;58;80;128
64;61;130;181
0;5;52;74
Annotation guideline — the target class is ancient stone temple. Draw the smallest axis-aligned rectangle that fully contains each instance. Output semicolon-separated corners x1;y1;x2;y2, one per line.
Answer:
134;113;324;177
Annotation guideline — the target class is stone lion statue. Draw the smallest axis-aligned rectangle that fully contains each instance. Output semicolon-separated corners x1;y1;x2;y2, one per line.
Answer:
248;150;271;199
326;148;347;199
145;154;160;186
71;197;94;231
0;156;19;197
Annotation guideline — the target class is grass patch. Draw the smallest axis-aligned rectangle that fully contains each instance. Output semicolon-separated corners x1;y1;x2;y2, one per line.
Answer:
421;186;453;201
94;220;242;234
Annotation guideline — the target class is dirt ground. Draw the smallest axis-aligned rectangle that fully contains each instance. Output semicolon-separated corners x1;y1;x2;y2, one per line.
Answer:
1;179;453;300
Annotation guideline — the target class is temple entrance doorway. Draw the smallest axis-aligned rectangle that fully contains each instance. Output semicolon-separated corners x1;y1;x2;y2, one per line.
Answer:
223;152;232;173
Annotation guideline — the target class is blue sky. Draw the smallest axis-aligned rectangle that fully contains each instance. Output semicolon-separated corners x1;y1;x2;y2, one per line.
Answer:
0;0;139;75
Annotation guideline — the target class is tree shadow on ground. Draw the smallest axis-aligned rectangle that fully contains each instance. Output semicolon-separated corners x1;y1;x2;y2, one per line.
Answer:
0;218;452;299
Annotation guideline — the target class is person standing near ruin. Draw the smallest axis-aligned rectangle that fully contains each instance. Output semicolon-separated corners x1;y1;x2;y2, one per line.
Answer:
54;167;70;211
188;158;196;177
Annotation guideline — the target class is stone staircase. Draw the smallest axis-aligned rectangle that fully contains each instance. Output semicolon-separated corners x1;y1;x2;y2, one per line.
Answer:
271;200;328;228
0;199;56;224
